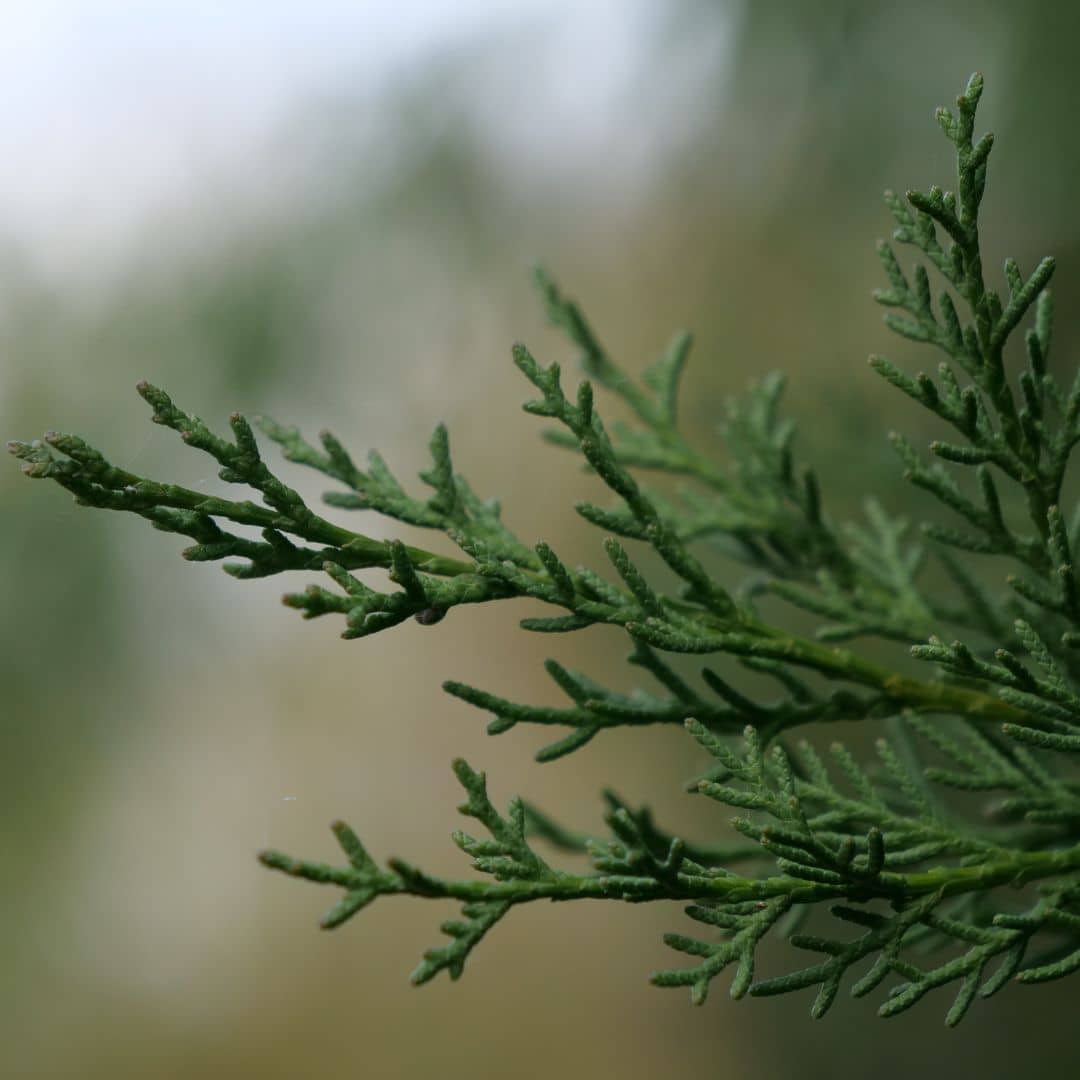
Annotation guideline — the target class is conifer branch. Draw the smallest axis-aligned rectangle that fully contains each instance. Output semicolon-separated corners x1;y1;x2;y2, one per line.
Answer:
10;73;1080;1023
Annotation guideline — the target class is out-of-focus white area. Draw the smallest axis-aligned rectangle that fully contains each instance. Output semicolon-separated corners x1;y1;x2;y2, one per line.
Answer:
0;0;726;281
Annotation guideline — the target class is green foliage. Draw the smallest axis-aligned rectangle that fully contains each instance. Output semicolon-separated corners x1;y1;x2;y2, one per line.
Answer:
11;74;1080;1024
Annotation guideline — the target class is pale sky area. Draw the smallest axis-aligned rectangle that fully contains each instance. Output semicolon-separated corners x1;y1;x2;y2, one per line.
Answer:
0;1;682;278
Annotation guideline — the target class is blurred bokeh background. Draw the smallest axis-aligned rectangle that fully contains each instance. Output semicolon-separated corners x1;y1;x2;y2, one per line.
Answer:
4;2;1079;1077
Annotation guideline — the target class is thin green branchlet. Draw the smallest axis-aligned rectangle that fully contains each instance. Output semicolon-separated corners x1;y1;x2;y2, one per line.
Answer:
11;73;1080;1024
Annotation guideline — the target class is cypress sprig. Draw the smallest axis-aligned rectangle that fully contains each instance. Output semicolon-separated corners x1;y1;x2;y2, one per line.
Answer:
11;73;1080;1023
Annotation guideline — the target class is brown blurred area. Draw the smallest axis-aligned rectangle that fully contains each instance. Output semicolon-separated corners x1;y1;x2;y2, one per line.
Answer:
4;2;1079;1077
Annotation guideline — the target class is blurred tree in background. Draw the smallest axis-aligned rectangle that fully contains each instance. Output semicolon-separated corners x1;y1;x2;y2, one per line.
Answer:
4;2;1079;1076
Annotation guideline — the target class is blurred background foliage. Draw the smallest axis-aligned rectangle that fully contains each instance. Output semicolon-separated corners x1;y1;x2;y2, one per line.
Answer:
4;2;1079;1076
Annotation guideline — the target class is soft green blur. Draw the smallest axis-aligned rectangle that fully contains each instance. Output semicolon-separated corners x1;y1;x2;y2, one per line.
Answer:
4;3;1079;1077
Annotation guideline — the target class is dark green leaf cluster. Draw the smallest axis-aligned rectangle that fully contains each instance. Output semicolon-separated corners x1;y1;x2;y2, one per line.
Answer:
10;73;1080;1023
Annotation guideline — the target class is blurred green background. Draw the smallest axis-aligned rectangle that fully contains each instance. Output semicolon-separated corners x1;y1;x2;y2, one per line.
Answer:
4;2;1079;1076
